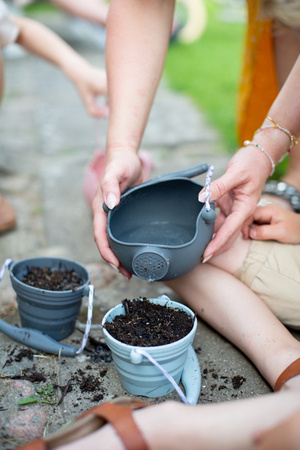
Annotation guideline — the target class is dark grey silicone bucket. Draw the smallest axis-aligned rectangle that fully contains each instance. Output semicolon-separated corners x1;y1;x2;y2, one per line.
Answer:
104;164;216;281
9;257;91;341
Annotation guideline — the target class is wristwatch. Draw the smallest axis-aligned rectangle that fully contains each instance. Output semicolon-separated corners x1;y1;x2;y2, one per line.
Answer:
262;180;300;213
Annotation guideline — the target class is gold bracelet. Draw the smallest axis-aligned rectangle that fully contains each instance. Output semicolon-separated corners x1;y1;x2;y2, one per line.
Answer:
243;140;275;176
255;116;297;153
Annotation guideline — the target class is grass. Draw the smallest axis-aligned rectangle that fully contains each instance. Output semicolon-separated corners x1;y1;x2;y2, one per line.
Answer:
164;1;287;178
164;1;246;152
23;1;58;14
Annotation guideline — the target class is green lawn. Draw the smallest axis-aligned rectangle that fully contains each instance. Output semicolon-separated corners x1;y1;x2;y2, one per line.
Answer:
164;1;246;152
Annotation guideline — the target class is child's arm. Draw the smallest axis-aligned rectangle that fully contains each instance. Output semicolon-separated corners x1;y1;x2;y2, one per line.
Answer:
248;204;300;243
12;15;107;117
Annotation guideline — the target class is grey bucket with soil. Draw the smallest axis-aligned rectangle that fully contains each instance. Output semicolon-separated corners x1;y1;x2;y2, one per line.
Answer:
102;295;201;404
9;257;91;341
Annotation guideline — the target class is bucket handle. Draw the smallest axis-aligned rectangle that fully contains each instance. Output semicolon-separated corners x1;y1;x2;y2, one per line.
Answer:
0;258;94;357
75;284;94;354
130;347;193;405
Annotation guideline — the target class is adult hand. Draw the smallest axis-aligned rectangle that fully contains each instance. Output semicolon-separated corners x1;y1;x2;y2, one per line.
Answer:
252;409;300;450
93;149;143;279
243;204;300;244
199;146;271;260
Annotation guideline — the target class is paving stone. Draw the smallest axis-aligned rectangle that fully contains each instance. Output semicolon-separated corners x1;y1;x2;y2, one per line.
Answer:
0;380;47;448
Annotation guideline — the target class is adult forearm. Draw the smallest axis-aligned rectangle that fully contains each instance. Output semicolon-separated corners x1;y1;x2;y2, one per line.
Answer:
251;55;300;166
105;0;175;156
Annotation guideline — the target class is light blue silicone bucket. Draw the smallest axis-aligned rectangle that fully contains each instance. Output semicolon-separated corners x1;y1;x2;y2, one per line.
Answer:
102;295;201;405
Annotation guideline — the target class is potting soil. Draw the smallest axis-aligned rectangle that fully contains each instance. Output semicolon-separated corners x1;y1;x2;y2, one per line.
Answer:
104;298;194;346
21;267;83;291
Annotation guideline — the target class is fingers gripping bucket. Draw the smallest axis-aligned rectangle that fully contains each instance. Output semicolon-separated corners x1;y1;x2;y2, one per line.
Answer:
9;257;91;341
102;295;201;405
104;164;216;281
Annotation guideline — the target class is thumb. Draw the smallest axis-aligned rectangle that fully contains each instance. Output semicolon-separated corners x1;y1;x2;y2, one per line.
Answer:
199;172;238;202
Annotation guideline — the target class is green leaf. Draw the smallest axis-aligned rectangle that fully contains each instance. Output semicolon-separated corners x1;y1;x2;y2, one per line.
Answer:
18;396;38;405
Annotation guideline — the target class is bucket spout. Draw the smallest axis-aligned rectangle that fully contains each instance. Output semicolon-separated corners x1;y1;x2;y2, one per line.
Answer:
132;248;169;281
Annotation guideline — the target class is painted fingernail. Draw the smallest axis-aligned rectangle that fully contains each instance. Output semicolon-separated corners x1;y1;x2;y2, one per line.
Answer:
202;255;212;264
106;193;117;210
109;263;119;272
198;192;207;203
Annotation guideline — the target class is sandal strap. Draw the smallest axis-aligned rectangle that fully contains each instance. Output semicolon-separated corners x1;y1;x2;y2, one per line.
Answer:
16;438;46;450
80;401;149;450
16;398;149;450
275;358;300;391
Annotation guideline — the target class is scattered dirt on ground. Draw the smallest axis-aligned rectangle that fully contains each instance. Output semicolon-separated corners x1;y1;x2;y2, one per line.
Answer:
79;375;102;392
71;369;106;400
54;380;73;406
232;375;246;389
3;346;34;366
91;393;104;402
21;266;83;291
201;366;247;400
86;336;113;363
11;366;46;383
103;298;194;346
14;349;34;362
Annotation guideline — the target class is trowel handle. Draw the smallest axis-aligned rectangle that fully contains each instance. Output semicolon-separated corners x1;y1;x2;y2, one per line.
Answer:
0;319;77;356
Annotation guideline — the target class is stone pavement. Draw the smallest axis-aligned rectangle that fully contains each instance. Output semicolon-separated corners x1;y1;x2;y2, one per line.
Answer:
0;10;272;449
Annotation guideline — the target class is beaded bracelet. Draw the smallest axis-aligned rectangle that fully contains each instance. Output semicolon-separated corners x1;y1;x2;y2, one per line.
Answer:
255;116;298;153
243;140;275;176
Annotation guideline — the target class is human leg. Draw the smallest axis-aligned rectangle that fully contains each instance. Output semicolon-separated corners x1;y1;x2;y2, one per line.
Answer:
49;391;300;450
165;239;300;390
253;407;300;450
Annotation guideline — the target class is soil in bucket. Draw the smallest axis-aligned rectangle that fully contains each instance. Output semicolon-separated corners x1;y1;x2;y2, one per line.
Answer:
103;298;195;346
21;267;83;291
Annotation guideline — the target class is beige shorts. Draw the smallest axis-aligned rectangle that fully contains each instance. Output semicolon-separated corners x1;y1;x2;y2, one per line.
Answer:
234;240;300;329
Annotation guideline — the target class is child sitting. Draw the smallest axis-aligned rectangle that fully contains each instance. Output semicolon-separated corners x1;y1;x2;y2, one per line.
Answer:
0;0;107;233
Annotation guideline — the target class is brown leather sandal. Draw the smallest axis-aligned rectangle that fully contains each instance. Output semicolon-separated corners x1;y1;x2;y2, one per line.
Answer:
16;397;151;450
275;358;300;391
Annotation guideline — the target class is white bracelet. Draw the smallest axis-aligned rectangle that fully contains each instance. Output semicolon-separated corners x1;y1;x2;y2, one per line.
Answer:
243;140;275;176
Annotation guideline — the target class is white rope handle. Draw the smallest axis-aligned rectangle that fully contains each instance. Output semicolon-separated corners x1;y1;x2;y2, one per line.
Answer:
133;348;192;405
76;284;94;354
0;258;13;286
204;165;214;211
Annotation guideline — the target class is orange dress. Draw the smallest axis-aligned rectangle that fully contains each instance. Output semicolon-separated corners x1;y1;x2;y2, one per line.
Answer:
237;0;278;145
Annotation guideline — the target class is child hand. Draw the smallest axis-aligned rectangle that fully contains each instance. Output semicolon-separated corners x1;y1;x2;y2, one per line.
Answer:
66;62;108;117
247;204;300;244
